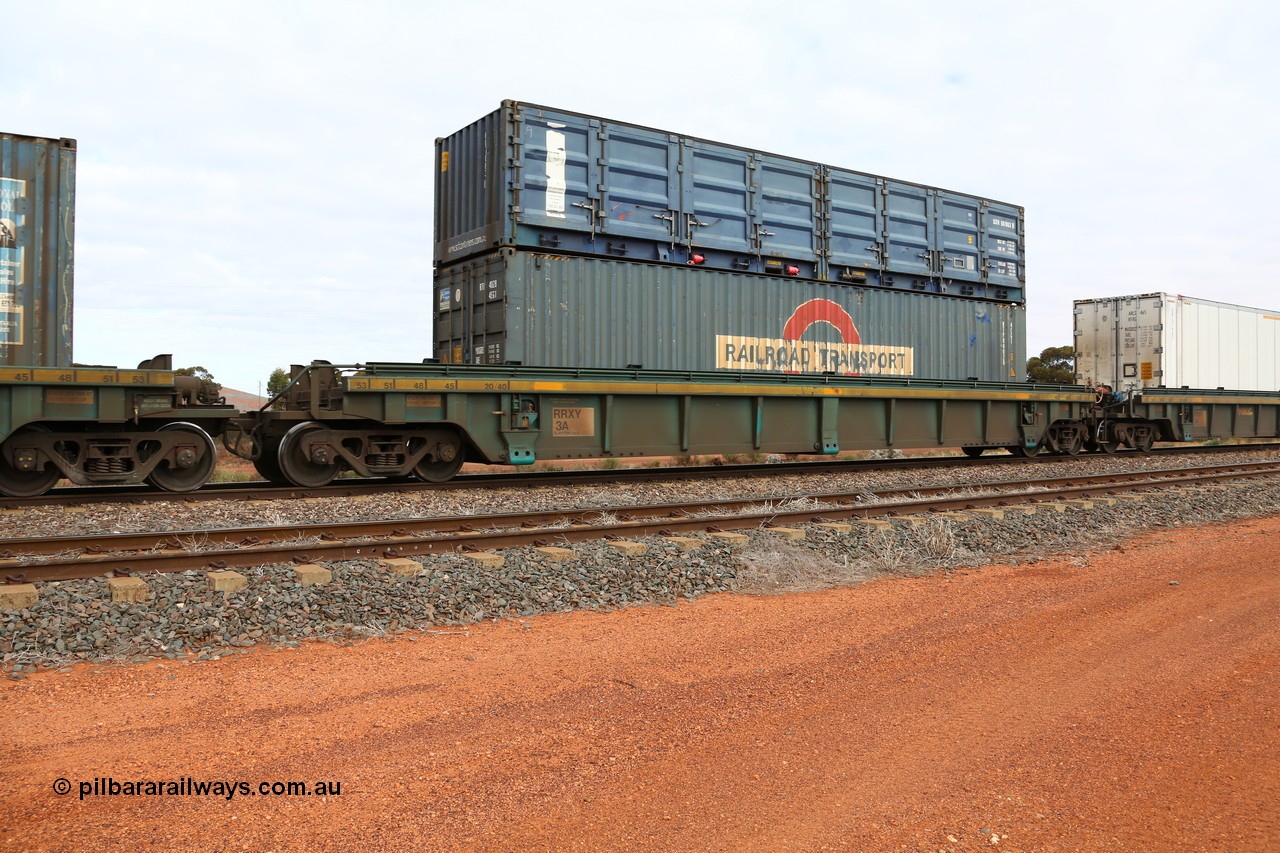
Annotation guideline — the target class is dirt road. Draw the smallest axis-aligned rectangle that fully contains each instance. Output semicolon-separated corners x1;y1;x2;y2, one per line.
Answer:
2;517;1278;851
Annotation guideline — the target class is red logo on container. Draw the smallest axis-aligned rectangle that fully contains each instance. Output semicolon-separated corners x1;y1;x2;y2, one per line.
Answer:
782;298;861;375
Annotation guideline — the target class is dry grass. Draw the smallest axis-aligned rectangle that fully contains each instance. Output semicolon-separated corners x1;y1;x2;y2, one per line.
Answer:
733;517;978;595
169;532;222;553
212;446;257;483
732;542;874;594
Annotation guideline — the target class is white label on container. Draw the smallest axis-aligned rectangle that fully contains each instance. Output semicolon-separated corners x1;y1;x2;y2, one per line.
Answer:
545;129;567;219
0;178;26;297
0;307;22;346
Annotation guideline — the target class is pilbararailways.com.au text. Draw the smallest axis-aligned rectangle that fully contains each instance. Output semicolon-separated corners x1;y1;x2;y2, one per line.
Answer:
54;777;342;801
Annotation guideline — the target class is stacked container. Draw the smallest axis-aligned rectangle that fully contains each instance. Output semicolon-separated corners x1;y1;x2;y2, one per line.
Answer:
434;102;1026;381
0;133;76;368
436;250;1025;380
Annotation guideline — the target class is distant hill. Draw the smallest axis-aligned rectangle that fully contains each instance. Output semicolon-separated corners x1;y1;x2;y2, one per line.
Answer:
220;387;268;410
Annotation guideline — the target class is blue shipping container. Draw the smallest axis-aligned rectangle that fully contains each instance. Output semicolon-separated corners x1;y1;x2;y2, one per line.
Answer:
0;133;76;368
435;101;1024;303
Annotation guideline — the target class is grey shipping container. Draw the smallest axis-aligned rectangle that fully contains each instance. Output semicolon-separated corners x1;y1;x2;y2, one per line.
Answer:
435;101;1025;304
1074;293;1280;392
0;133;75;368
435;249;1025;382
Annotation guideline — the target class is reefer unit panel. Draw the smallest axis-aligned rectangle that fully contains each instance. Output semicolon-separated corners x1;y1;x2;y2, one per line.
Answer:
1073;293;1280;392
435;250;1025;382
0;133;75;368
436;101;1025;303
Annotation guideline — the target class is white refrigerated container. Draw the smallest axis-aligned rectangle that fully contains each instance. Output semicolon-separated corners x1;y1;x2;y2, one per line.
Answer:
1074;293;1280;392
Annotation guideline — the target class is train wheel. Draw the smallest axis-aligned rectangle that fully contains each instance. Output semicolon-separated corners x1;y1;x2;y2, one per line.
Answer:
278;422;340;488
412;432;465;483
147;423;218;492
0;427;60;498
961;447;985;458
412;450;464;483
413;454;463;483
1133;430;1154;454
252;437;289;484
1008;442;1042;458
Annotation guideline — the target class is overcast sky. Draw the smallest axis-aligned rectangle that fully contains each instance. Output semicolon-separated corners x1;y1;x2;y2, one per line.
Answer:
5;0;1278;393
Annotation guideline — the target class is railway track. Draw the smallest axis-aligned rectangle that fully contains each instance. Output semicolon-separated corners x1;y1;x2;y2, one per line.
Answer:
2;442;1277;510
6;460;1279;583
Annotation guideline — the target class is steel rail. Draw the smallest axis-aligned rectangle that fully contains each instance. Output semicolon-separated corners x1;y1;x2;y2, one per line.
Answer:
3;461;1276;559
3;442;1275;510
5;462;1278;583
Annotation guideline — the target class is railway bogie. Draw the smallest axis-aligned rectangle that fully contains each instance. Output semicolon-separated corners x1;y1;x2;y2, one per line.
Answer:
0;355;238;497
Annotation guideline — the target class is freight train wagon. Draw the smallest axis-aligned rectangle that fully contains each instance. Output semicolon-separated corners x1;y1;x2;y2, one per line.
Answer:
224;361;1280;488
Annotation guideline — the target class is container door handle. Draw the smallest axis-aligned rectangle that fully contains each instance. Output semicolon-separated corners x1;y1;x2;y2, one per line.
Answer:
686;213;712;245
654;211;677;247
572;199;597;238
752;224;775;253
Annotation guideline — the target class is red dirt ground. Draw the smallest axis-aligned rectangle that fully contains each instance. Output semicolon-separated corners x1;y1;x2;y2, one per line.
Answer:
2;517;1277;851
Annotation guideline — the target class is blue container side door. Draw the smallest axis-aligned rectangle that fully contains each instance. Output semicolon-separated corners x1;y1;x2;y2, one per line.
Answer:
752;155;821;264
825;168;883;275
598;125;680;247
514;108;597;236
982;203;1023;291
884;183;934;279
680;140;753;254
934;191;982;282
